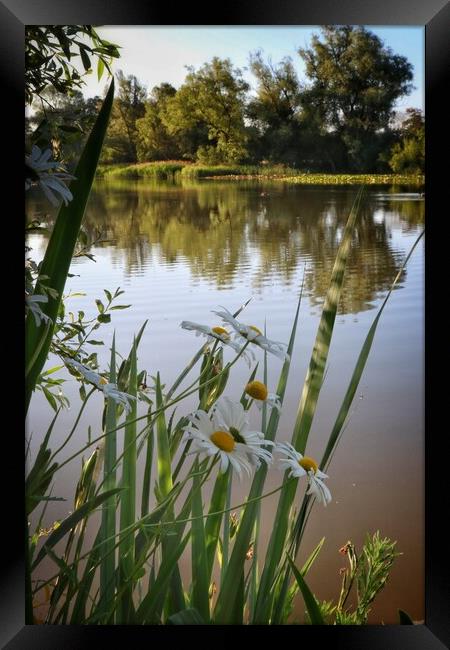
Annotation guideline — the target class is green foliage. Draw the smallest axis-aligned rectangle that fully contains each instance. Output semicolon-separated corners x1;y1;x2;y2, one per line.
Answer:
101;71;146;163
247;51;303;165
25;26;120;105
333;533;401;624
163;57;250;164
136;84;181;161
299;26;414;171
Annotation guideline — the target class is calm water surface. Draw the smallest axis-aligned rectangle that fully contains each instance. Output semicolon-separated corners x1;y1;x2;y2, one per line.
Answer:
27;179;424;623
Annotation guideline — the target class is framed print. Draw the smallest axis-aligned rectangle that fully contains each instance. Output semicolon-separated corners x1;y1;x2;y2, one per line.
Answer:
3;0;448;646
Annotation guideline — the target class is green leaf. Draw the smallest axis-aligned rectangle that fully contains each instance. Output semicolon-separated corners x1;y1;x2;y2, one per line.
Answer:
168;608;206;625
97;57;105;81
97;313;111;324
25;79;115;412
135;533;190;624
80;48;91;71
99;334;118;621
190;459;210;622
95;299;105;314
117;338;137;623
110;305;132;310
286;554;325;625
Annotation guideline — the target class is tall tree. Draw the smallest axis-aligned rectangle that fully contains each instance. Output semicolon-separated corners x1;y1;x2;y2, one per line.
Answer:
136;83;181;161
102;70;146;163
299;26;414;171
247;51;302;165
163;57;250;164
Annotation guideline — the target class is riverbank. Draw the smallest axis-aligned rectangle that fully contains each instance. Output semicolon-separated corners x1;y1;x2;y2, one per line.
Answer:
96;162;424;186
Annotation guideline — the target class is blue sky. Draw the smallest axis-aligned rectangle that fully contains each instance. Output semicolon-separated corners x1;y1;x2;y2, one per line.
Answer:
81;26;424;112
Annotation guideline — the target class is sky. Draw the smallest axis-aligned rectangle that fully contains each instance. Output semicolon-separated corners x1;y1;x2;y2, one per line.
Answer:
80;26;424;112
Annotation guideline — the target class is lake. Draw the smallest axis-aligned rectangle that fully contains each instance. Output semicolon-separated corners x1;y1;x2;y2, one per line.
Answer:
27;179;424;623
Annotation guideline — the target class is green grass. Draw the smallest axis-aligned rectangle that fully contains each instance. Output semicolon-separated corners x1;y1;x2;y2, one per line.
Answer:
97;161;424;185
96;160;189;180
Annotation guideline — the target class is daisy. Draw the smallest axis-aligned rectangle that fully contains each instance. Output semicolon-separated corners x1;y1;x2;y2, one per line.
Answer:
212;307;290;362
63;358;137;414
25;294;52;328
276;441;332;506
244;380;281;412
183;398;273;479
212;396;274;468
25;145;76;206
180;320;254;364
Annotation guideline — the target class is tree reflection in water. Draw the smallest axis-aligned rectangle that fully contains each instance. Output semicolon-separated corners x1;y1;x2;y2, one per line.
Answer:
28;179;424;315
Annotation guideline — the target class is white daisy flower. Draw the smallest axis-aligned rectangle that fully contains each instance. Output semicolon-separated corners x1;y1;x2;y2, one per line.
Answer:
211;396;274;469
25;145;76;206
276;441;332;506
212;307;290;362
25;294;52;328
180;320;254;365
244;380;281;412
183;398;273;479
63;358;137;414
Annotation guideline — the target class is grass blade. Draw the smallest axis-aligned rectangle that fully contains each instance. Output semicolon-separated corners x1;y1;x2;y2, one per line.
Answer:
286;554;325;625
190;459;210;621
117;338;137;623
99;333;118;620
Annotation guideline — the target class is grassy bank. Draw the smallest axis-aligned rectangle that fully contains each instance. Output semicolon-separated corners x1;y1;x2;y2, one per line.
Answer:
96;160;189;179
96;162;424;186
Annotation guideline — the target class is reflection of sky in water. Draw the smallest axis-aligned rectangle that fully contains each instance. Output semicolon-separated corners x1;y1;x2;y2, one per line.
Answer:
26;183;424;623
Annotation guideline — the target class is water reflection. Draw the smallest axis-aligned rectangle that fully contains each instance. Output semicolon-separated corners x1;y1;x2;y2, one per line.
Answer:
27;179;424;314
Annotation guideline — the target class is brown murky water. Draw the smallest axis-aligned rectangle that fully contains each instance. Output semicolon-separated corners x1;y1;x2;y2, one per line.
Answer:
27;179;424;624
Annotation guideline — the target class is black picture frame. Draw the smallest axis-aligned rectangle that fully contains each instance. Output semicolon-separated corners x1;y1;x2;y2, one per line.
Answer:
4;1;448;646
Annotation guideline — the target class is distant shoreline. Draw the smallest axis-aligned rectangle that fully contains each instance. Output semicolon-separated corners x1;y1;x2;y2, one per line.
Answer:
96;162;424;186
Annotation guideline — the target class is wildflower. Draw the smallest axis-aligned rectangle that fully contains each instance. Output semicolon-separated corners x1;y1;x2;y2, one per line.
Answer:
183;398;273;479
212;306;289;361
63;358;136;414
25;294;52;328
212;396;274;469
180;320;254;365
276;441;332;506
245;380;281;411
25;145;76;206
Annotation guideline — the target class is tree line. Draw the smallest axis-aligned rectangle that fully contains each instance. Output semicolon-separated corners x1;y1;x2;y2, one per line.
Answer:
27;26;424;174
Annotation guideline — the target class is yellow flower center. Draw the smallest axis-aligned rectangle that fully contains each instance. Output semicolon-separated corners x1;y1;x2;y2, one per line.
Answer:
212;326;230;339
99;376;108;385
245;380;268;401
299;456;318;474
249;325;263;336
210;430;236;452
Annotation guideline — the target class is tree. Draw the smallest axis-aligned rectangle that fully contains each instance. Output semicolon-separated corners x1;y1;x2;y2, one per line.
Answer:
163;58;250;163
135;83;181;161
27;88;103;167
102;70;147;163
388;108;424;173
299;26;414;171
247;51;302;165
